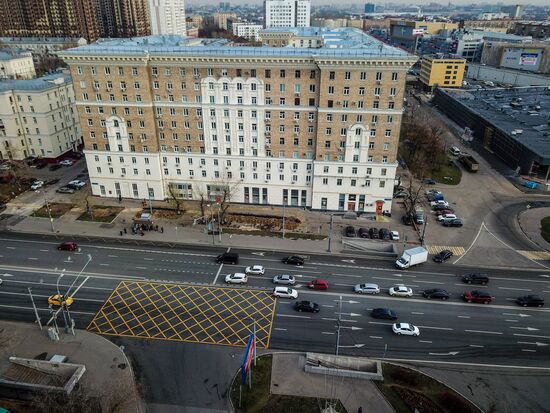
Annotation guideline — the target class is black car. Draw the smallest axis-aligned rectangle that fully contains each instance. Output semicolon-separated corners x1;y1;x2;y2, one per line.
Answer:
35;162;48;169
345;226;356;237
433;250;453;263
443;219;463;227
282;255;304;266
402;215;412;226
369;227;379;239
49;164;62;171
215;252;239;264
379;228;391;240
516;295;544;307
424;178;437;185
462;273;489;285
44;178;60;186
358;228;369;238
423;288;450;300
432;204;450;211
370;308;398;320
295;301;320;313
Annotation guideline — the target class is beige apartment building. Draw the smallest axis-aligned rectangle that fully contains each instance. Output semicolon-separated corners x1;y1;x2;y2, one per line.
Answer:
60;29;416;212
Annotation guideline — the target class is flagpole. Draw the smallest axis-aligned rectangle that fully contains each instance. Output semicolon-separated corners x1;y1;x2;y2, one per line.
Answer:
253;319;257;366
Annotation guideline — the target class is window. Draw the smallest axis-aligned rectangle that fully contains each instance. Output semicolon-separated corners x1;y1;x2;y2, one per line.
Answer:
336;179;342;186
280;69;285;78
379;181;386;188
329;71;335;80
376;72;382;81
360;72;366;80
392;72;398;81
385;129;392;137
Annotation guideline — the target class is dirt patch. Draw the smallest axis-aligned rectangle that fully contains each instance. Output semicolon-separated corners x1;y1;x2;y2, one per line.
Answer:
77;205;124;223
226;212;301;232
223;227;326;240
32;203;74;218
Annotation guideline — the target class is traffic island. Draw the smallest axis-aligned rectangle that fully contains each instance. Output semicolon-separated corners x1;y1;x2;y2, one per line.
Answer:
375;363;482;413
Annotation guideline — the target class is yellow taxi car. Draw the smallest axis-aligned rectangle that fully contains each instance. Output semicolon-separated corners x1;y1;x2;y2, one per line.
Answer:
48;294;74;307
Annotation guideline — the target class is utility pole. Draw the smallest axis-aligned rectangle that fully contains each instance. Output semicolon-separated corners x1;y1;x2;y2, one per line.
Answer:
327;213;334;253
335;295;342;356
28;288;42;330
420;217;428;246
282;198;287;239
207;204;215;245
217;204;222;243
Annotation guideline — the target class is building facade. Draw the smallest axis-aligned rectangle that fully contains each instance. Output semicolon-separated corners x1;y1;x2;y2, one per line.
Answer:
232;23;263;41
419;55;465;88
60;30;415;212
480;43;550;75
0;51;36;80
148;0;186;36
0;73;82;160
512;21;550;39
212;12;237;30
264;0;310;29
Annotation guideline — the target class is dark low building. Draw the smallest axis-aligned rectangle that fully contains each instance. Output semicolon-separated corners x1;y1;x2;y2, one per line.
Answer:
434;86;550;181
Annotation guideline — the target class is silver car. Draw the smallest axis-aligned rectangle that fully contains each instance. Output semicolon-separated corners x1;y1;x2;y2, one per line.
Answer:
354;283;380;294
273;274;296;285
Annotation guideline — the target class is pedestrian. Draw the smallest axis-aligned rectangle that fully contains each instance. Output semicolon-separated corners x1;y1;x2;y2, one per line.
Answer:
160;226;164;233
118;194;122;203
124;228;127;234
155;224;159;231
358;407;362;413
120;230;123;236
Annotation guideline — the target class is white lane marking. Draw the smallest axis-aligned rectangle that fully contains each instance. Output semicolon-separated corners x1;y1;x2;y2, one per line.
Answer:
39;249;48;252
543;291;550;293
322;305;335;308
0;290;104;303
4;279;113;291
510;327;539;331
518;341;548;347
322;318;337;321
108;255;118;258
212;263;224;285
28;258;38;260
277;301;291;305
335;283;353;287
144;258;154;261
6;247;15;250
0;264;146;281
465;330;503;335
368;321;393;326
454;221;484;265
373;277;404;281
322;332;335;335
514;333;550;339
457;316;470;319
100;263;110;266
331;273;362;278
369;336;383;339
276;314;310;319
419;340;432;343
522;349;537;353
382;357;550;371
0;303;95;315
135;266;147;270
415;280;445;285
411;312;424;315
418;326;453;331
498;287;532;292
505;319;519;322
469;344;484;348
503;313;531;317
455;283;487;288
273;328;287;331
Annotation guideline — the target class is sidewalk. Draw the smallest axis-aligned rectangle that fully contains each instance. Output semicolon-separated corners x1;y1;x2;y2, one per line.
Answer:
518;206;550;252
0;320;142;412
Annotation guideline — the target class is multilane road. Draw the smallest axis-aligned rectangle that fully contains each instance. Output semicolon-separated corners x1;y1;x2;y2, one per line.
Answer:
0;232;549;368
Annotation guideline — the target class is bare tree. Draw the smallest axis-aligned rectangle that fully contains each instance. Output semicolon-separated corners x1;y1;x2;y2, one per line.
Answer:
216;179;240;223
165;183;184;214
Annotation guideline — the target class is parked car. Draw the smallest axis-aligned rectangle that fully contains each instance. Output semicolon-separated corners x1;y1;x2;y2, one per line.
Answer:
273;274;296;285
424;178;437;185
443;219;463;227
44;178;60;186
282;256;304;266
426;189;442;196
402;215;412;226
307;279;329;290
379;228;391;240
30;180;44;191
35;162;48;169
369;228;379;239
394;191;409;198
57;242;78;251
516;295;544;307
59;159;74;166
390;231;400;241
431;200;450;208
273;286;298;299
225;273;248;284
245;265;265;275
462;273;489;285
433;250;453;263
371;308;397;320
392;323;419;336
435;209;455;216
422;288;450;300
67;180;86;189
354;283;380;294
49;164;62;171
56;186;75;194
294;301;320;313
432;204;452;212
344;226;356;237
463;290;493;304
358;228;370;238
437;213;457;222
389;285;413;297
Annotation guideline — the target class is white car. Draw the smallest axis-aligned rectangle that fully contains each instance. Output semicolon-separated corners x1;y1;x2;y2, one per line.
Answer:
59;159;74;166
392;323;420;336
225;273;248;284
273;286;298;299
430;200;449;208
389;285;413;297
245;265;265;275
390;231;400;241
273;274;296;285
68;180;86;188
437;213;457;222
354;283;380;294
425;189;442;196
30;180;44;191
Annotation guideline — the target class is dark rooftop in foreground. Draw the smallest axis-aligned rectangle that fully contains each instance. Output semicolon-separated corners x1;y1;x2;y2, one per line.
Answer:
442;86;550;159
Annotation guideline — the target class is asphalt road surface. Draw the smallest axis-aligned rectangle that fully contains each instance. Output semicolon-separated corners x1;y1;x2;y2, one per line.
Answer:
1;232;550;369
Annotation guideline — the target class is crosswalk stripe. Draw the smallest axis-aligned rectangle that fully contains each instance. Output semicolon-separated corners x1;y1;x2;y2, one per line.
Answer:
517;251;550;261
426;246;466;256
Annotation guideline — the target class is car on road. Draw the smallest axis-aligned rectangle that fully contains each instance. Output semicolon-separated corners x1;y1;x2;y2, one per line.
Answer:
369;228;379;239
59;159;74;166
307;279;329;290
30;180;44;191
273;274;296;285
48;294;74;307
462;290;493;304
443;218;463;227
354;283;380;294
67;180;86;189
294;301;320;313
423;288;450;300
358;228;369;238
516;295;544;307
216;252;239;264
56;186;75;194
49;164;62;171
57;242;78;251
431;200;450;208
245;265;265;275
437;213;457;222
392;323;420;336
371;308;397;320
462;273;489;285
379;228;391;240
344;226;356;237
433;250;453;263
273;286;298;299
389;285;413;297
225;273;248;284
390;231;400;241
282;256;304;266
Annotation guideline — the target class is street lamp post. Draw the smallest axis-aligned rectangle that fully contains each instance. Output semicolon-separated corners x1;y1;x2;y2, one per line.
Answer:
282;197;287;239
327;213;334;253
207;204;215;245
43;191;55;233
217;204;222;243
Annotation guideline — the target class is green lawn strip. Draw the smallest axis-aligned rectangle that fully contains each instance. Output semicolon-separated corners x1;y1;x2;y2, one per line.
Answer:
376;363;480;413
77;205;124;222
541;216;550;244
31;203;73;219
230;355;347;413
429;156;462;186
223;227;326;240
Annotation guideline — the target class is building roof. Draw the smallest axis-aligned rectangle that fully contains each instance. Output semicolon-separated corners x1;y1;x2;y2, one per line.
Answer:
442;87;550;159
468;29;532;42
0;37;87;45
60;28;415;59
0;72;71;92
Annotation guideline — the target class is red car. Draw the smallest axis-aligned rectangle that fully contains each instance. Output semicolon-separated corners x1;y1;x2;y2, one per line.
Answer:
435;209;455;216
462;290;493;304
307;279;329;290
58;242;78;251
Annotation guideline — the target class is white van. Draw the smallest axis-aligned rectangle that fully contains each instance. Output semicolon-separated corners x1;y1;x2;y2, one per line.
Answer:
450;146;461;156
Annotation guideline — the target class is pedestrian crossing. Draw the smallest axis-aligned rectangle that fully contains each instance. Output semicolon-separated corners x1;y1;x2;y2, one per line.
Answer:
426;245;466;256
517;250;550;261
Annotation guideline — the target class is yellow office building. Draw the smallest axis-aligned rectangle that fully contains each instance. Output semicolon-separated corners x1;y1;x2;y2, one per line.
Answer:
419;55;466;88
